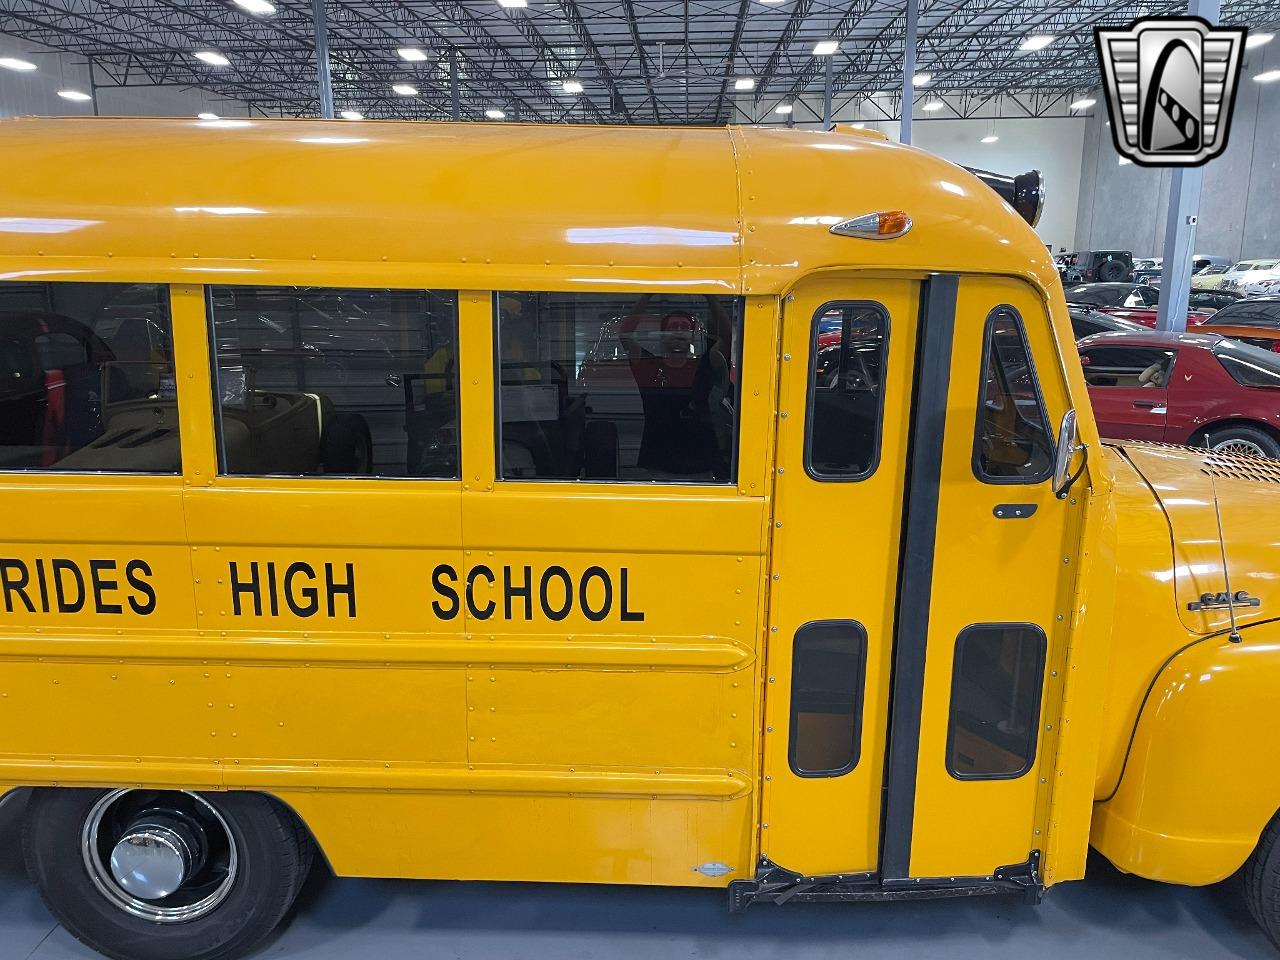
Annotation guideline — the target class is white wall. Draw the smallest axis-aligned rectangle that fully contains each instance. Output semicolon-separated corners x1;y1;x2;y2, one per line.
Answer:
0;37;248;119
733;94;1087;253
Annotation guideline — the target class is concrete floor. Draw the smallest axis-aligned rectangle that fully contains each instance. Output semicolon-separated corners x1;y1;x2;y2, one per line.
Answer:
1;792;1271;960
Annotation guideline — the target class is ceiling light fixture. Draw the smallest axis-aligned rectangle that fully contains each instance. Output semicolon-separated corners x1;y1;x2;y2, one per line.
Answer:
1019;35;1055;51
812;40;839;56
1069;97;1097;109
981;134;999;143
397;47;428;62
233;0;276;13
912;72;931;86
922;100;944;112
1246;32;1273;49
485;108;506;120
775;103;793;114
339;110;364;120
734;77;756;91
194;50;230;66
58;90;92;102
562;79;583;94
0;57;37;71
497;0;528;7
1254;69;1280;83
392;83;418;96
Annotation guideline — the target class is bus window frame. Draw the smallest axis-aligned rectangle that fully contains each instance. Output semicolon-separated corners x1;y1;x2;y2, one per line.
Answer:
490;290;747;487
803;299;890;484
787;618;869;779
945;621;1047;782
205;284;463;482
970;304;1056;486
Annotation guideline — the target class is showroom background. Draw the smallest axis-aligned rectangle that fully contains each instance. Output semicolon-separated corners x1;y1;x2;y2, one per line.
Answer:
0;33;1276;260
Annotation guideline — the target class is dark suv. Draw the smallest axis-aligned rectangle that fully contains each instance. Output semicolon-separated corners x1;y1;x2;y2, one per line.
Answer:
1059;250;1134;284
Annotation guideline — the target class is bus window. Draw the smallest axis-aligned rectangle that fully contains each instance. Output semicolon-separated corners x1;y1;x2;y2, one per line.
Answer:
789;620;867;777
946;624;1046;779
0;281;178;473
208;287;459;479
973;307;1054;483
806;302;887;480
495;292;743;483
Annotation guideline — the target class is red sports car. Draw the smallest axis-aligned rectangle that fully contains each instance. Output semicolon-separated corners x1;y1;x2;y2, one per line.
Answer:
1078;330;1280;459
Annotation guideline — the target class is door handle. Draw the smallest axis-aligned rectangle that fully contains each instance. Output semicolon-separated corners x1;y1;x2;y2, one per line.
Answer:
1132;400;1159;409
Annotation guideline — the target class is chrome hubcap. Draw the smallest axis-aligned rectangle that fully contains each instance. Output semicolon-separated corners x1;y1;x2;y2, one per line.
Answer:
110;822;194;901
83;790;238;923
1212;438;1267;458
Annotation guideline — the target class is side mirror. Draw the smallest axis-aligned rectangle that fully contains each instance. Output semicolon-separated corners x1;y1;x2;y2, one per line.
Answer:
1052;409;1088;499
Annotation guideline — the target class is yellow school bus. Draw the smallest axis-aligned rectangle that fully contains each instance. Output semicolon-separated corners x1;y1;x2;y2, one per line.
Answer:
1;117;1278;960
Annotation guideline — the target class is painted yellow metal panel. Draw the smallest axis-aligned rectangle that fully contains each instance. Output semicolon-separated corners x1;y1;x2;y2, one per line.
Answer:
907;276;1088;880
758;276;918;876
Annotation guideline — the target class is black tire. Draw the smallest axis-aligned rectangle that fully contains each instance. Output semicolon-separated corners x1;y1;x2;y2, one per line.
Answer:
1246;810;1280;950
23;789;310;960
319;413;372;475
1205;424;1280;460
1096;260;1128;282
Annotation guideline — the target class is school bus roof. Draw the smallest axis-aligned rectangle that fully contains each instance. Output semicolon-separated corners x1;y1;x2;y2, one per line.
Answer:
0;117;1058;297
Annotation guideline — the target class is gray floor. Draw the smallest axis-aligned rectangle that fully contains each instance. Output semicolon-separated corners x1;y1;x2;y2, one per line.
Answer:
0;791;1271;960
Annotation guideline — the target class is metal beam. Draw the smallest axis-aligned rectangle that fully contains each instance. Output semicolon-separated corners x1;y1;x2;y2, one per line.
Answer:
1155;0;1221;331
311;0;334;118
901;0;919;143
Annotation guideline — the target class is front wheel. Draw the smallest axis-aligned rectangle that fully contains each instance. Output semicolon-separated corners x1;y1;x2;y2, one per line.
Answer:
23;789;312;960
1246;811;1280;950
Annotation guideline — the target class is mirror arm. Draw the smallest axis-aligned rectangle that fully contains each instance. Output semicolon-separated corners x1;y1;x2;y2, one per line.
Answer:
1055;442;1089;500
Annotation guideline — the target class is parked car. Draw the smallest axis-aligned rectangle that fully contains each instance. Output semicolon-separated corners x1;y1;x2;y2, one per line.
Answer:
1219;258;1280;293
1078;330;1280;458
1236;267;1280;297
1131;257;1162;285
1200;296;1280;331
1093;290;1239;327
1204;324;1280;353
1058;250;1133;283
1068;306;1147;341
1191;263;1234;289
1064;282;1156;309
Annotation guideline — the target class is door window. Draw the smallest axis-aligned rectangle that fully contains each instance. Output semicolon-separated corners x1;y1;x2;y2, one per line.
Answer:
1079;346;1176;388
208;286;459;478
973;308;1054;483
0;281;178;473
493;292;743;482
946;624;1046;780
789;620;867;777
806;302;888;480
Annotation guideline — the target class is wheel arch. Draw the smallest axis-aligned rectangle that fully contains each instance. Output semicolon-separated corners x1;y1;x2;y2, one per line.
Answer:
1187;416;1280;449
1091;620;1280;885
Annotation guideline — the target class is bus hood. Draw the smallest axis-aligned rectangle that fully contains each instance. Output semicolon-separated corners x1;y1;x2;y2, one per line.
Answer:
1115;442;1280;635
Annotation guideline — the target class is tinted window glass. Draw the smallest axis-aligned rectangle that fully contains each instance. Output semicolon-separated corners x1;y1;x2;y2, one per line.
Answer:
209;287;458;478
974;309;1054;483
496;292;742;482
947;624;1046;779
807;302;887;480
1079;345;1176;388
0;282;178;473
789;620;867;777
1206;302;1280;329
1214;341;1280;388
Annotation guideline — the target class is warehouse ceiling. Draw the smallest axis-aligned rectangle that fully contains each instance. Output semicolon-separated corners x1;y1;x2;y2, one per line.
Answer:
1;0;1278;123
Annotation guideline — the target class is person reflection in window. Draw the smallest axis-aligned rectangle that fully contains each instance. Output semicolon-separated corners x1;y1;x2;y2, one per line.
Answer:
619;296;732;480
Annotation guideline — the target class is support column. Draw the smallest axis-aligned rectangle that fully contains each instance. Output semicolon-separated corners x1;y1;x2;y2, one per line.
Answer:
1154;0;1220;331
900;0;919;144
312;0;335;119
822;55;834;130
449;50;461;121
